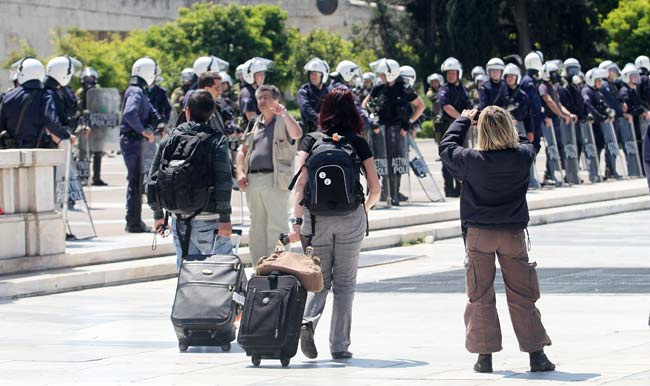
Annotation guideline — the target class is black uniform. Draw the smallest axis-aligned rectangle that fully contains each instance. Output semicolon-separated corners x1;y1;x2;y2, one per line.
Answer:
297;82;329;135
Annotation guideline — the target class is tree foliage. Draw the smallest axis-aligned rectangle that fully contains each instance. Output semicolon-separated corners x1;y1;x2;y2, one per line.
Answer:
602;0;650;63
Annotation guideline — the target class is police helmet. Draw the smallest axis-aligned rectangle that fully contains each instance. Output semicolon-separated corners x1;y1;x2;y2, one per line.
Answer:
219;71;233;86
427;73;444;86
524;51;543;72
399;65;416;85
193;56;229;77
486;58;505;74
132;57;158;86
304;57;330;83
599;60;621;76
441;57;463;79
180;68;194;83
370;58;400;83
81;67;99;80
16;57;45;85
471;66;486;80
635;55;650;72
46;56;77;87
362;72;376;84
621;63;640;84
585;68;608;88
502;63;521;84
540;61;559;82
241;57;273;85
475;74;488;85
334;60;362;83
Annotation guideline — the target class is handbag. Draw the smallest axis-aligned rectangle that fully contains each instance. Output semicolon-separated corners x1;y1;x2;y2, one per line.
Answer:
255;241;324;292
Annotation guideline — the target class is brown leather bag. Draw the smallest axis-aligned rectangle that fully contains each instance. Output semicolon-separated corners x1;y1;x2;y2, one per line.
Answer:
255;241;324;292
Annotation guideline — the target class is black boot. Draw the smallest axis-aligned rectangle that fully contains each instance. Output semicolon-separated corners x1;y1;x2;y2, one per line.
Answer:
92;152;107;186
473;353;493;373
530;350;555;372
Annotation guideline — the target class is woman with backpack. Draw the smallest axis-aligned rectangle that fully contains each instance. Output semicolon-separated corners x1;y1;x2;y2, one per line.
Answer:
288;87;381;360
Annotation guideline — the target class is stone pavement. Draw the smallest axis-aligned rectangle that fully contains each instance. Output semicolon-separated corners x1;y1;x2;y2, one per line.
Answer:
1;211;648;385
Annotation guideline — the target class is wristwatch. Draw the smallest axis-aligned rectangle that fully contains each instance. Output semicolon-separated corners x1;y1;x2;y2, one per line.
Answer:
289;217;303;225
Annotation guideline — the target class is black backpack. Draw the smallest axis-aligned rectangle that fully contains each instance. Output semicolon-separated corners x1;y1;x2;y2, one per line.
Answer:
291;132;363;216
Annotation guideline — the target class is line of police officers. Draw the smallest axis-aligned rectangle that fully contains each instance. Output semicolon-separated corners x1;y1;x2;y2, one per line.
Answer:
3;50;648;233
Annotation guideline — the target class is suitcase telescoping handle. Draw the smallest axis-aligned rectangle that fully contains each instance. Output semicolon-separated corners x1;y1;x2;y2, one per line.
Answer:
232;229;243;256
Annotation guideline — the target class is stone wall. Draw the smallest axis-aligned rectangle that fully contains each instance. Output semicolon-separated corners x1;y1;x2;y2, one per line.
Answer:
0;0;372;90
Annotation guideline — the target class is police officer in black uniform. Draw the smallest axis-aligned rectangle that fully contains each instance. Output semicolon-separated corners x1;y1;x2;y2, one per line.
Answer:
559;59;587;159
437;57;472;197
0;58;71;149
479;58;508;110
120;57;161;233
297;57;330;137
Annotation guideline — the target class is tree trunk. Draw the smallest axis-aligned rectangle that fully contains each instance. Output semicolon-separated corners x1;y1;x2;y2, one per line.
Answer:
512;0;531;57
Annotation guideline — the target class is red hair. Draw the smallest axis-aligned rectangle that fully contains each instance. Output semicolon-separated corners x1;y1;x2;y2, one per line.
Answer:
318;87;364;135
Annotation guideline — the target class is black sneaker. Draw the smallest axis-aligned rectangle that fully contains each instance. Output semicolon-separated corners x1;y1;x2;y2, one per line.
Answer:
91;179;108;186
530;350;555;372
125;222;152;233
473;353;493;373
331;351;353;360
300;324;318;359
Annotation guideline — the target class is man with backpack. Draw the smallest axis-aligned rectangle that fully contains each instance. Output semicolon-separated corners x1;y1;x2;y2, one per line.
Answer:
235;85;302;264
148;90;233;268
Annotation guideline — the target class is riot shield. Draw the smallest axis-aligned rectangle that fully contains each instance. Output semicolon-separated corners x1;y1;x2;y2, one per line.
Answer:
598;119;622;178
641;116;650;140
578;121;602;183
541;120;564;186
615;117;642;177
141;136;158;194
515;121;541;189
367;125;392;207
407;135;444;202
465;125;478;149
85;88;121;153
66;161;97;240
559;120;580;184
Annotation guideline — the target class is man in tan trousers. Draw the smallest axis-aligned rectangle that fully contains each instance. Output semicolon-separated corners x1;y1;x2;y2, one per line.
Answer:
236;85;302;264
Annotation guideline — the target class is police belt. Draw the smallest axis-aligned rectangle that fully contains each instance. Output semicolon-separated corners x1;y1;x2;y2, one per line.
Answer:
121;130;142;140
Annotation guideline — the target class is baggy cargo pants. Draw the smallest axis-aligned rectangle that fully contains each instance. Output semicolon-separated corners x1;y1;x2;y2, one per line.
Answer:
463;227;552;354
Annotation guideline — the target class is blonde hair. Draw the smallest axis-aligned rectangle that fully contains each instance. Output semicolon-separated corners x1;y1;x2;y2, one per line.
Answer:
476;106;519;151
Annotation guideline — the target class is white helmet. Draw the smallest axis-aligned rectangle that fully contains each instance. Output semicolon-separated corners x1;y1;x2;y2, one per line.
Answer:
599;60;621;75
46;56;76;86
334;60;361;83
370;58;400;83
563;58;581;78
9;69;18;82
427;73;444;85
635;55;650;72
241;57;273;85
399;65;416;85
362;72;376;83
524;51;543;72
485;57;505;74
585;68;608;88
81;67;98;79
131;57;158;86
621;63;640;84
180;68;194;83
502;63;521;83
193;56;229;76
219;71;233;86
15;57;45;85
470;66;486;80
540;61;559;81
304;57;330;83
441;57;463;79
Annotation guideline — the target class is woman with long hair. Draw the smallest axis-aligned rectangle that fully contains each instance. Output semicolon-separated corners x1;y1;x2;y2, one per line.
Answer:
288;88;381;360
439;106;555;373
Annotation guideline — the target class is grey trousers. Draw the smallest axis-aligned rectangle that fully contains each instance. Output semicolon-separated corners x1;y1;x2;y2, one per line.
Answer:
301;206;367;353
246;173;291;265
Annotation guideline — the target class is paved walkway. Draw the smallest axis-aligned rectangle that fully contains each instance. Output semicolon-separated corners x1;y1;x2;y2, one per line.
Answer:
1;211;648;385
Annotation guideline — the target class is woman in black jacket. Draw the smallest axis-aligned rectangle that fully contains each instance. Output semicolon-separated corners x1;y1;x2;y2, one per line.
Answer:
439;106;554;373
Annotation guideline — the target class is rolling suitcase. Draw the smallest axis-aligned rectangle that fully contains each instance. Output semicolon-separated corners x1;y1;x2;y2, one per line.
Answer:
237;272;307;367
171;230;246;352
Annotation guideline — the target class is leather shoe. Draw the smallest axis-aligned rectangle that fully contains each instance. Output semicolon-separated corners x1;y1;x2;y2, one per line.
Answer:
473;353;493;373
300;324;317;359
125;222;152;233
530;350;555;372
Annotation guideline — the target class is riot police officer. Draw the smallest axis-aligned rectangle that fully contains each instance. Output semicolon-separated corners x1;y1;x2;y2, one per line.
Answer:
147;75;171;127
363;58;424;205
44;56;80;146
0;58;71;149
619;63;649;166
171;68;194;117
559;58;587;158
426;73;444;139
120;57;160;233
400;65;417;87
360;72;377;100
466;66;485;109
520;52;545;154
503;64;533;138
77;67;108;186
238;57;271;127
297;57;330;136
598;60;625;178
479;58;508;110
436;57;471;197
634;55;650;109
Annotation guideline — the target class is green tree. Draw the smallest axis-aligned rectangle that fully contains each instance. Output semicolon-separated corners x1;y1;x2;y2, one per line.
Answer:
602;0;650;63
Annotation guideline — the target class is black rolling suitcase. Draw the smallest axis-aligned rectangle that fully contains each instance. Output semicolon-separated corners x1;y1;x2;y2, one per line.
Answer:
237;272;307;367
171;230;246;352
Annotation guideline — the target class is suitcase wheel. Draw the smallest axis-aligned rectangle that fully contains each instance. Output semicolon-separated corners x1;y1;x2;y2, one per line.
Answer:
178;342;189;352
280;356;290;368
252;355;261;367
220;343;231;352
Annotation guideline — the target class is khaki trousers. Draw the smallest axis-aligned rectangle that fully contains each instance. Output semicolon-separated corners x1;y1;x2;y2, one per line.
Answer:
464;227;552;354
246;172;290;265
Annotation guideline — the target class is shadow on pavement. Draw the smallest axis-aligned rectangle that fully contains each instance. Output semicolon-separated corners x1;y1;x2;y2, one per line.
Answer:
504;370;601;382
251;358;428;369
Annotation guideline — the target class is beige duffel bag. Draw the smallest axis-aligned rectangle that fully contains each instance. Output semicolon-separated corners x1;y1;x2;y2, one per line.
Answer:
255;241;324;292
